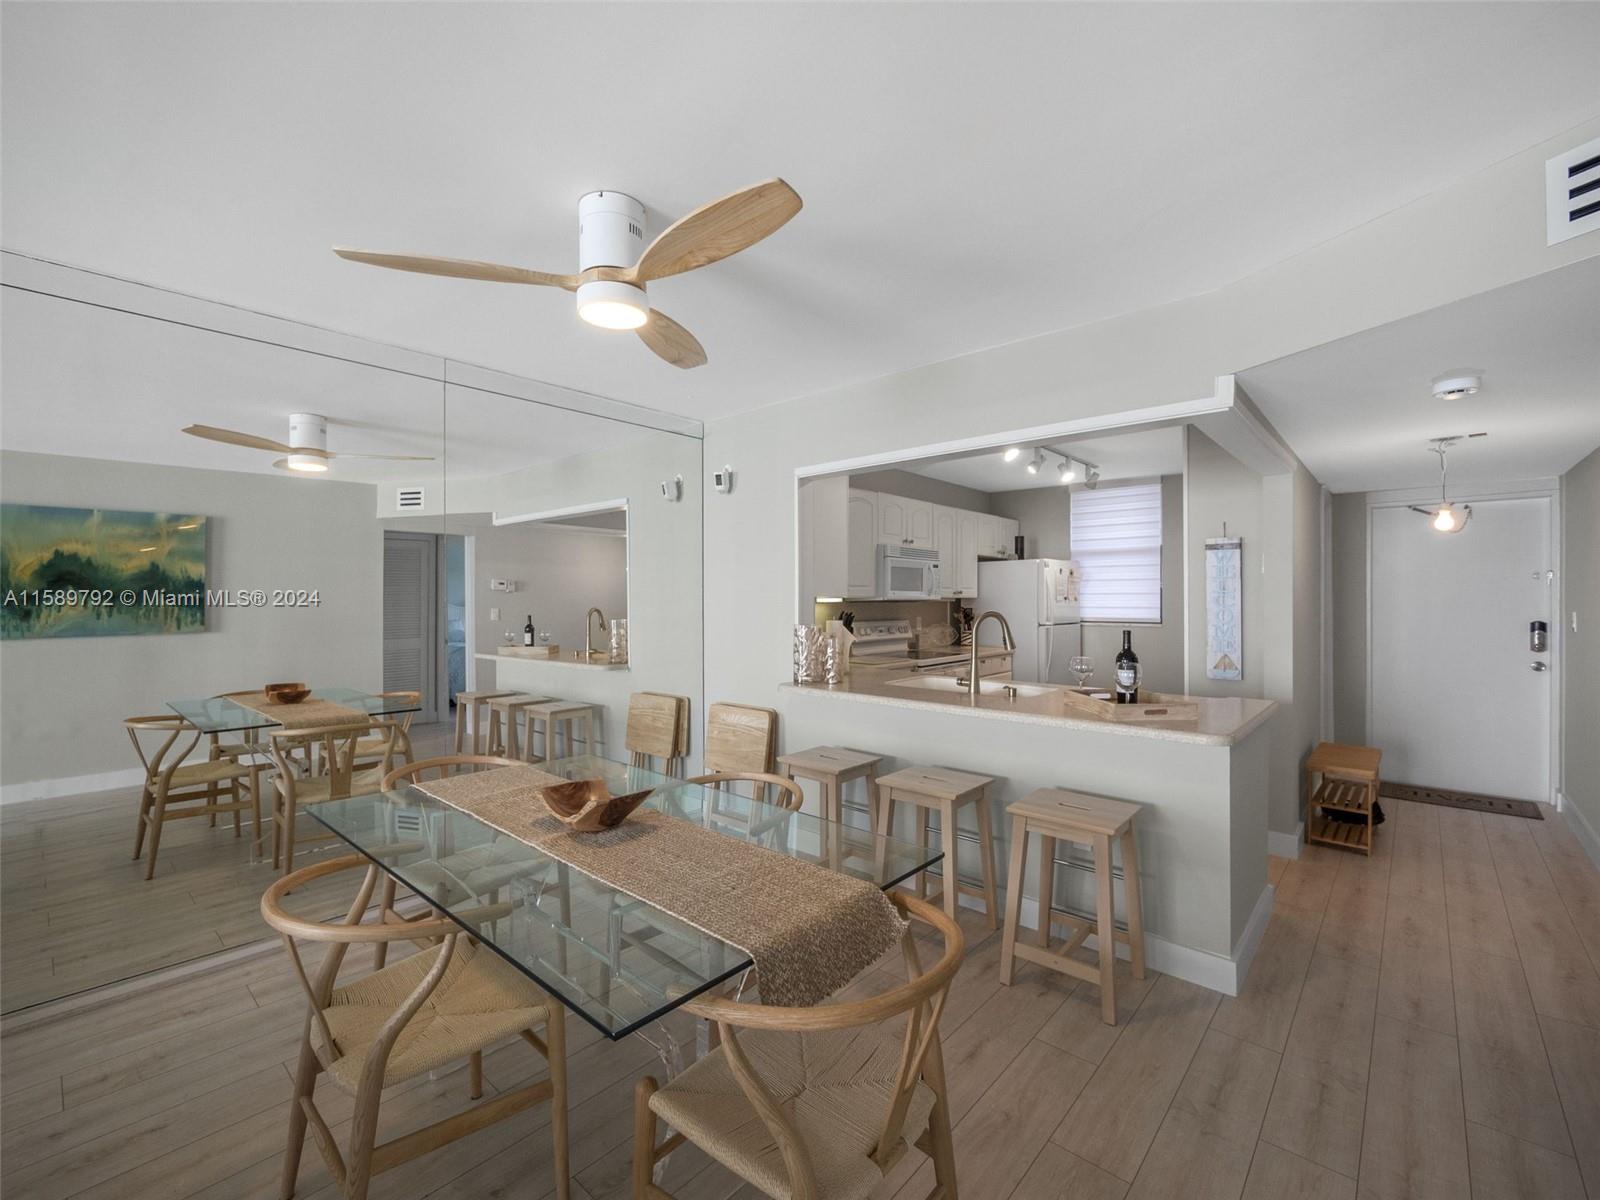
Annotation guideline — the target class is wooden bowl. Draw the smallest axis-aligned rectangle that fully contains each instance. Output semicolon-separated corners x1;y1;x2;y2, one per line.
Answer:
264;682;311;704
536;778;653;832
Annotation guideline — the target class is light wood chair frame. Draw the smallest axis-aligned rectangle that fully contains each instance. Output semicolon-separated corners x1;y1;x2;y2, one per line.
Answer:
125;714;260;880
352;691;421;773
631;892;964;1200
268;720;394;877
261;855;570;1200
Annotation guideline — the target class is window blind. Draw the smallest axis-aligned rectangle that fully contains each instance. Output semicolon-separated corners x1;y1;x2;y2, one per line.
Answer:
1069;481;1163;622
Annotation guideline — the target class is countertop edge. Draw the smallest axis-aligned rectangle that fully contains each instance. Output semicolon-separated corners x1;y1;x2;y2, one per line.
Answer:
778;682;1278;746
476;653;629;672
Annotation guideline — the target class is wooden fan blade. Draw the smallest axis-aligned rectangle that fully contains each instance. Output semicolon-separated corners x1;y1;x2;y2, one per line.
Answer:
628;179;801;284
182;424;298;454
326;452;437;462
333;248;579;290
636;310;707;369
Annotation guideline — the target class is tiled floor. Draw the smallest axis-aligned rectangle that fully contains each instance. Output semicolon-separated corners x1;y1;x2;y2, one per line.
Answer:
2;797;1597;1198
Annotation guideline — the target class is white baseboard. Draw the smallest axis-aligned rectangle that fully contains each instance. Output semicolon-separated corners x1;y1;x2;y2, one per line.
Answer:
1;767;145;806
1010;889;1265;997
1559;790;1600;871
1267;824;1304;860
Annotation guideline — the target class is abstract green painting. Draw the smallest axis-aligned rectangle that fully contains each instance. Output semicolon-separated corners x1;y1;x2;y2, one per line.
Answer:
0;505;207;638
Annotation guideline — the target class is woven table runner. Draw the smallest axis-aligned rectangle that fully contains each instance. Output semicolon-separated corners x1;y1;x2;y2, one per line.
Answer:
413;765;909;1007
230;692;368;729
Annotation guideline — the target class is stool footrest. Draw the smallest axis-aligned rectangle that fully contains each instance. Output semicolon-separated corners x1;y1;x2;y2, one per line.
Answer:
1010;942;1102;986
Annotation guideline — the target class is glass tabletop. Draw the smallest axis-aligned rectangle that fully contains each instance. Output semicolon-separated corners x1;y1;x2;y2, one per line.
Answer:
310;754;942;1040
167;687;422;734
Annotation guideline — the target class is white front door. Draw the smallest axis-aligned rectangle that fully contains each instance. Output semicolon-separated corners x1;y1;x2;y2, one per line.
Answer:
1369;496;1553;801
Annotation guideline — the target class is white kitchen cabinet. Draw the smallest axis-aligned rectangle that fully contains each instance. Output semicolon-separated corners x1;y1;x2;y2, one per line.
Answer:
999;516;1020;557
955;510;980;594
846;489;878;597
934;504;980;598
877;493;933;549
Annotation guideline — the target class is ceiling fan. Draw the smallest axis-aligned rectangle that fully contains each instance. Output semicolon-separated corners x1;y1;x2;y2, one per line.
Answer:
182;414;435;474
332;178;803;370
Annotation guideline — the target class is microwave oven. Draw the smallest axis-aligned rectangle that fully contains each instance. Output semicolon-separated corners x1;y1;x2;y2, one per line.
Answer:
876;545;942;599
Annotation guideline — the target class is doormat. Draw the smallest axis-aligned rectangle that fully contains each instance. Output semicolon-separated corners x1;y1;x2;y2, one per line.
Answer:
1380;782;1544;820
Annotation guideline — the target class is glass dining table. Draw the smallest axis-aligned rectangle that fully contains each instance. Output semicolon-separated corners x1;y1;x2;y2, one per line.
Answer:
167;688;422;734
310;754;943;1042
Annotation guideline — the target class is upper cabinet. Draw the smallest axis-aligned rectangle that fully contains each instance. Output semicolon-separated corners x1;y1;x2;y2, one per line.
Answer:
876;494;933;549
846;489;879;596
977;514;1019;559
934;505;980;598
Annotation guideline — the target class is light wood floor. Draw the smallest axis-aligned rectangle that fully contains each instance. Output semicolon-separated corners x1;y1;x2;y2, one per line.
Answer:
0;724;456;1013
2;798;1597;1199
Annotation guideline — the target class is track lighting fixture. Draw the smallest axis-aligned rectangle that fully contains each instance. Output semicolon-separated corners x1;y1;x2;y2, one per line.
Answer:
1026;450;1045;475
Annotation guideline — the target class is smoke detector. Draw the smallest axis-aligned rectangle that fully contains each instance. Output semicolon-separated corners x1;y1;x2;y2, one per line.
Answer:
1431;371;1482;402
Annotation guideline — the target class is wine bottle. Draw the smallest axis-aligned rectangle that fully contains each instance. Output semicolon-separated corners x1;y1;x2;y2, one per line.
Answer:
1115;629;1140;704
523;615;535;647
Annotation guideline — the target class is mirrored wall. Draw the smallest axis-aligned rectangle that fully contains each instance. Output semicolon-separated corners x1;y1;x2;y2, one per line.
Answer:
0;266;703;1011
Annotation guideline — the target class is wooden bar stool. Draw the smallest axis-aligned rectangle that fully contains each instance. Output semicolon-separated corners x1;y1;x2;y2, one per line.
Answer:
874;765;999;929
485;694;554;760
1304;741;1381;856
776;746;883;831
999;787;1146;1025
454;690;512;754
520;700;603;762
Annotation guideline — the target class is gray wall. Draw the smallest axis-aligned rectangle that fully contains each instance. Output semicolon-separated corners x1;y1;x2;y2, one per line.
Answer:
846;468;994;514
1563;447;1600;849
1331;492;1369;744
1184;430;1265;699
988;486;1068;559
1;450;383;792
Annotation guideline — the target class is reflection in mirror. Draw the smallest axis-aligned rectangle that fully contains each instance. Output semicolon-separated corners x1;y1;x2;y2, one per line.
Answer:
433;373;703;771
0;279;446;1011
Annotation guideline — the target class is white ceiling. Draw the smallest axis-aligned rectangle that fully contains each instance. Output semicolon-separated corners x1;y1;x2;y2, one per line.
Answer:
913;426;1185;493
0;285;665;484
4;3;1599;423
1239;257;1600;493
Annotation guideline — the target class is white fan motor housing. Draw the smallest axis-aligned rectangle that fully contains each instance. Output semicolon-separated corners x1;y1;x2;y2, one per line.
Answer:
578;190;645;270
288;412;328;472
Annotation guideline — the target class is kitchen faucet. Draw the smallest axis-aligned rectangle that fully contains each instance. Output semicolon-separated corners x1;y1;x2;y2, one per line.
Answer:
967;610;1016;697
585;607;606;660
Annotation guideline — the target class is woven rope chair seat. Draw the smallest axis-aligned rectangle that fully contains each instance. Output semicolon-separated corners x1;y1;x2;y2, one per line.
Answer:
315;939;548;1091
278;767;385;804
166;759;253;787
649;1025;938;1200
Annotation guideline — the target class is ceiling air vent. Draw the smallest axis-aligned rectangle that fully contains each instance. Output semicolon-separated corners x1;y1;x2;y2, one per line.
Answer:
396;486;425;510
1547;135;1600;245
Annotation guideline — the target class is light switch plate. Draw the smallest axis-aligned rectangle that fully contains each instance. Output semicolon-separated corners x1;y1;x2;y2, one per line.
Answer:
490;607;500;622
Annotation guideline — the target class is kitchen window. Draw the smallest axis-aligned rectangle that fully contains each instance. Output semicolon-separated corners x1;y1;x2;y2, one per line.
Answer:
1069;480;1162;622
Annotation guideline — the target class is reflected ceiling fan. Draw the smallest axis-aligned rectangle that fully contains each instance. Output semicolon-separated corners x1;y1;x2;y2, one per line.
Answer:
332;178;803;369
182;414;435;474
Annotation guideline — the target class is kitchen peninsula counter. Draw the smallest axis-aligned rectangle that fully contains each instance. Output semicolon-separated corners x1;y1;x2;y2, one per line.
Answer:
781;676;1275;746
777;672;1279;996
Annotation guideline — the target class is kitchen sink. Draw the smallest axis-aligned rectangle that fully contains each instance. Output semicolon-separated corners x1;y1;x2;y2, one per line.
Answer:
888;675;1055;699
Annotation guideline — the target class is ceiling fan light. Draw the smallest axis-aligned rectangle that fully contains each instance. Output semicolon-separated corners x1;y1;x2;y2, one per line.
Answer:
576;280;649;331
1432;506;1457;531
286;455;329;473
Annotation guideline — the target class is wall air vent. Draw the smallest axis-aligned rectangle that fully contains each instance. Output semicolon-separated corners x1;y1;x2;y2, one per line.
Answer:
1547;135;1600;245
396;486;425;510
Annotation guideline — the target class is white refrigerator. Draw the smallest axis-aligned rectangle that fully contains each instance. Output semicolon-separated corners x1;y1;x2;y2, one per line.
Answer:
975;558;1082;685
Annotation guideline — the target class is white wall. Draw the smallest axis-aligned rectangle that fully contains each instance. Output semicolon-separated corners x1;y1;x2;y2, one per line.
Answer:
1330;492;1370;745
1561;447;1600;855
1;450;383;795
988;487;1067;559
846;468;994;514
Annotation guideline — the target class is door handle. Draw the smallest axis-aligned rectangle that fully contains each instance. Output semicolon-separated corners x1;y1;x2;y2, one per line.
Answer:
1530;661;1548;672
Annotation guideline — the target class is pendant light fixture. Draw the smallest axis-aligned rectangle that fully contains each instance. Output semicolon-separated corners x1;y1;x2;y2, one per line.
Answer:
1409;435;1483;535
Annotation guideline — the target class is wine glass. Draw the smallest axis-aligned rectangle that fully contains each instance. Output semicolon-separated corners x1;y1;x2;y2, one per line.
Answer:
1069;655;1094;689
502;628;518;648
